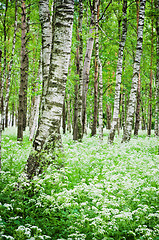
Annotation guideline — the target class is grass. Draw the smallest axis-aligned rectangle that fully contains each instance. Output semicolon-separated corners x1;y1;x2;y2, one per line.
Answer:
0;127;159;240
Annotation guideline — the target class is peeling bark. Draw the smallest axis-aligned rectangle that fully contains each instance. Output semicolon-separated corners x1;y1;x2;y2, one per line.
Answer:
122;0;146;142
108;0;127;143
26;0;74;179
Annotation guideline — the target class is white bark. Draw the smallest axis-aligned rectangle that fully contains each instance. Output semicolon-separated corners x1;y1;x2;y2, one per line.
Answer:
29;59;42;141
3;0;18;120
77;0;83;140
82;12;95;134
94;0;103;140
39;0;52;115
122;0;146;142
26;0;74;178
108;0;127;143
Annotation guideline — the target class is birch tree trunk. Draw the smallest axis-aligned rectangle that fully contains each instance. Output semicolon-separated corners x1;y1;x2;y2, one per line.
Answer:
82;10;95;134
122;92;126;133
26;0;74;179
73;0;83;141
95;1;103;140
147;0;154;136
77;0;83;140
1;0;8;131
134;75;141;135
91;59;98;136
17;0;28;141
134;0;141;136
108;0;127;143
29;59;42;141
39;0;52;116
155;0;159;136
3;0;17;129
66;94;71;133
122;0;146;142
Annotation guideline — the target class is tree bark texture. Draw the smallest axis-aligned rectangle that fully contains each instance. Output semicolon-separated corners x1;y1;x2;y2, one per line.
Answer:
17;0;28;141
29;60;41;141
73;0;83;141
66;94;71;133
134;75;141;135
147;0;153;136
122;92;126;133
1;0;8;130
26;0;74;179
122;0;146;142
73;28;79;140
91;59;98;136
94;0;103;140
108;0;127;143
39;0;52;116
3;0;17;129
82;10;95;134
134;0;141;136
77;0;83;141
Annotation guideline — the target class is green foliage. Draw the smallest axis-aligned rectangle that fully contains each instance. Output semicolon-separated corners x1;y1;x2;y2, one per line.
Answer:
0;128;159;239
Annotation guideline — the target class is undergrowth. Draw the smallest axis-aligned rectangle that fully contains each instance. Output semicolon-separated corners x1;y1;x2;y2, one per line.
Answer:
0;127;159;240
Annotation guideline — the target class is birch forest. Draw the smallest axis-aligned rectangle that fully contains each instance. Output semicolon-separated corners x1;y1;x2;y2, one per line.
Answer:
0;0;159;239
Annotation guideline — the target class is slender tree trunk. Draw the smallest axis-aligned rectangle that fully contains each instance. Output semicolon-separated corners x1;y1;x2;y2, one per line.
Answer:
93;0;103;140
73;0;83;140
82;10;95;134
134;0;141;136
17;0;28;141
39;0;52;116
62;97;66;135
3;0;18;129
23;4;30;131
148;0;154;136
155;0;159;136
77;0;83;140
141;99;146;130
29;59;41;141
122;92;126;133
66;94;71;133
26;0;74;179
1;0;8;131
11;103;14;127
106;103;111;129
73;35;79;140
91;59;98;136
134;75;141;135
108;0;127;143
122;0;146;142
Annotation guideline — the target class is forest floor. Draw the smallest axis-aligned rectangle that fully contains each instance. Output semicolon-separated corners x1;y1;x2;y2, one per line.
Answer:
0;127;159;240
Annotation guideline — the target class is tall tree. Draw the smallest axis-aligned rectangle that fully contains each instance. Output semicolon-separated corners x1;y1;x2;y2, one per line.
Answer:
147;0;154;136
26;0;74;179
134;0;141;136
82;1;95;134
122;0;146;142
39;0;52;116
17;0;28;140
108;0;127;143
95;0;103;140
1;0;8;130
3;0;18;129
73;0;83;141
